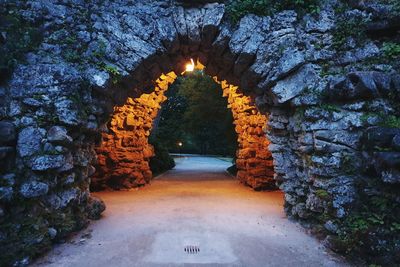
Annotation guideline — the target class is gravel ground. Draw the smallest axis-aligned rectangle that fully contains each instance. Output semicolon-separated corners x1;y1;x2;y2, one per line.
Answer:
33;155;349;267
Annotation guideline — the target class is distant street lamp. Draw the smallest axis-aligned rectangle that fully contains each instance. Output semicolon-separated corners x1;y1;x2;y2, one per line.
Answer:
178;141;183;156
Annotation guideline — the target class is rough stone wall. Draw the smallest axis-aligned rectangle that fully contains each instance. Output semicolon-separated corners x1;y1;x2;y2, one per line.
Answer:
266;73;400;263
92;72;176;190
0;0;399;265
219;80;275;190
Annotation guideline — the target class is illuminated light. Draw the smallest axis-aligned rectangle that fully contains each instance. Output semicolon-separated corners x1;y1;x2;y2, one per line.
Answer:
178;142;183;147
185;58;195;72
181;59;206;75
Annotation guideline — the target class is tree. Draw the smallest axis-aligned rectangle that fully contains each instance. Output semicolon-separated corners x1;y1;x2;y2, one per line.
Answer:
151;71;237;156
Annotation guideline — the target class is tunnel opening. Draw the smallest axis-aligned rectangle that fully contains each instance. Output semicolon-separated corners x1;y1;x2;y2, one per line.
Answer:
91;60;276;192
150;70;238;157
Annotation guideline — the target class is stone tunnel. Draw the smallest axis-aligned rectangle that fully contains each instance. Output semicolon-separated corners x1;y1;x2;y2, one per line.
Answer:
1;0;400;265
92;69;274;191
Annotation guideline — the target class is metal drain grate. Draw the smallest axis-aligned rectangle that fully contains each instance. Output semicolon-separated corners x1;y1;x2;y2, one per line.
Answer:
184;245;200;254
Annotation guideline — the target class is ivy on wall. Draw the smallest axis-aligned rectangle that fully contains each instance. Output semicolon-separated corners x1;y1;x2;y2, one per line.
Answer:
0;7;43;84
226;0;321;23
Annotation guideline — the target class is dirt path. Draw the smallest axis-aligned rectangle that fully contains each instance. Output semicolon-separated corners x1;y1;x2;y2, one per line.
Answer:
33;155;349;267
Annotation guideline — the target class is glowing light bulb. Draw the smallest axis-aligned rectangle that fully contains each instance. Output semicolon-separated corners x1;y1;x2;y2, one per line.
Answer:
178;142;183;147
185;58;195;72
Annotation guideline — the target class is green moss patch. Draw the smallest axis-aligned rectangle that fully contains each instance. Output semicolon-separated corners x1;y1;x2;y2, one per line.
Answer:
226;0;321;23
0;7;43;84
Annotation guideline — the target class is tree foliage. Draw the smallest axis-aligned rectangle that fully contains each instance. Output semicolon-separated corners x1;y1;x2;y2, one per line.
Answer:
148;136;176;176
226;0;321;23
151;71;237;156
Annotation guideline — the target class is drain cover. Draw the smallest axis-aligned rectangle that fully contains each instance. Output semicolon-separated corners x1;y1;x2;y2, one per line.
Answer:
184;245;200;254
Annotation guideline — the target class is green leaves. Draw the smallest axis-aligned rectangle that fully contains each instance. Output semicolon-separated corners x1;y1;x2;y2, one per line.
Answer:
337;194;400;255
361;112;400;128
347;215;370;232
152;70;237;156
382;42;400;59
0;9;43;84
315;189;330;200
148;136;175;176
332;16;369;50
226;0;271;23
102;65;121;84
390;222;400;231
226;0;321;23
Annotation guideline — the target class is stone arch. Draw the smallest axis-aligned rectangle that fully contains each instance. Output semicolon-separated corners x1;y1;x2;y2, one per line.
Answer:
2;1;400;265
0;3;331;264
2;7;321;262
81;4;297;192
91;68;275;191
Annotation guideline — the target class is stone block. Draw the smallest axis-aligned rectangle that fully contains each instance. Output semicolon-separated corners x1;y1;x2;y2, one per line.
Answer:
238;148;255;158
30;155;66;171
17;127;45;157
20;181;48;198
362;127;400;150
47;126;73;145
271;64;318;104
256;149;272;159
86;196;106;220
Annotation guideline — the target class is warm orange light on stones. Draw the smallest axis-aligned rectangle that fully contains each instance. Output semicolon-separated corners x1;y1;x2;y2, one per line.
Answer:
215;77;275;190
93;67;274;190
93;72;177;189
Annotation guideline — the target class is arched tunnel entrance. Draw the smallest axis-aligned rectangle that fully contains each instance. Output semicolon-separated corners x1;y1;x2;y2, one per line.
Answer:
54;58;299;266
4;1;399;265
91;63;275;192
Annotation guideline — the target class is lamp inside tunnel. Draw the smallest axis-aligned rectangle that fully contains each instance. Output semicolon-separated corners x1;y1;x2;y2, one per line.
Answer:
184;58;195;73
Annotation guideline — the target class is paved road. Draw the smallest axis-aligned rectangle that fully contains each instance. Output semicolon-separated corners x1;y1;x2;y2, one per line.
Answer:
33;155;348;267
